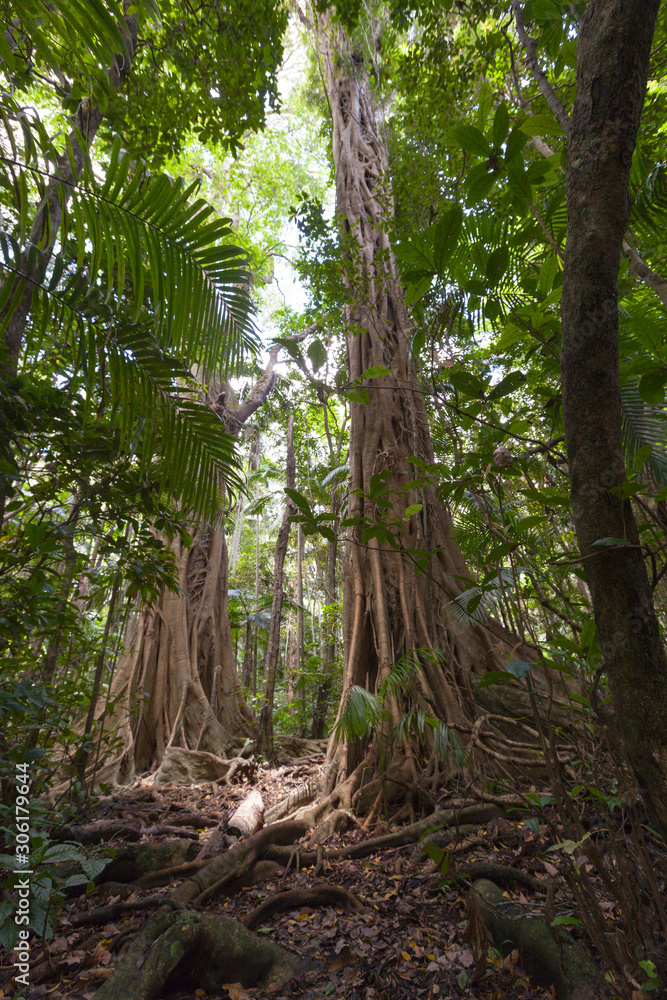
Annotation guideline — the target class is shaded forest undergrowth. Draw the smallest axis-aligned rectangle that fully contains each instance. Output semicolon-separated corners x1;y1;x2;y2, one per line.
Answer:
4;739;666;1000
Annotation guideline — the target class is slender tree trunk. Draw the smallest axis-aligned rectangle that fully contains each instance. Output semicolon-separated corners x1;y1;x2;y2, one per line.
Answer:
295;524;305;732
315;13;540;803
241;618;253;690
560;0;667;838
311;500;338;738
256;416;296;762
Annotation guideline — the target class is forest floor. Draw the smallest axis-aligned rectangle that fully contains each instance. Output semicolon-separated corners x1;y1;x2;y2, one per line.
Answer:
5;751;598;1000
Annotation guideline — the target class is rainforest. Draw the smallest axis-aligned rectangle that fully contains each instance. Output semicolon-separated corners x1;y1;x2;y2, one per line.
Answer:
1;1;667;998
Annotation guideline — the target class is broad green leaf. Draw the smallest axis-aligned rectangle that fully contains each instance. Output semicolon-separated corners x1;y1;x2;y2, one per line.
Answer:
492;103;510;148
449;124;491;158
359;366;391;379
448;369;487;398
476;80;494;131
487;370;526;400
638;369;667;405
307;338;327;372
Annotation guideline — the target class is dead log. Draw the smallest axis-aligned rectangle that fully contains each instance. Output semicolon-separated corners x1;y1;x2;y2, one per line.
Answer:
471;878;610;1000
265;778;319;823
243;884;365;930
228;788;264;838
92;910;309;1000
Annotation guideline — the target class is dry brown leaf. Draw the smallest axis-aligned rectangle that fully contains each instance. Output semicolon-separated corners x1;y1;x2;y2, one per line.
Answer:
221;982;254;1000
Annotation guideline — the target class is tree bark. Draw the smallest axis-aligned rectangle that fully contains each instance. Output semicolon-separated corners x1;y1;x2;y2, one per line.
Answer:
256;416;296;762
560;0;667;839
315;14;530;799
98;355;284;786
311;499;338;738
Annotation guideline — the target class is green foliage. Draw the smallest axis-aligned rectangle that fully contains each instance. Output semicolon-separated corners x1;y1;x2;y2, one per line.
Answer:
0;105;257;516
335;649;464;765
0;834;113;947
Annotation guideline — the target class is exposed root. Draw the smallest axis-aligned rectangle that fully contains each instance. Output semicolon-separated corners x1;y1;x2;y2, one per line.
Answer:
148;747;251;785
92;909;308;1000
454;862;547;893
71;895;184;927
267;803;503;868
470;878;610;1000
54;819;142;844
172;818;313;906
242;884;365;930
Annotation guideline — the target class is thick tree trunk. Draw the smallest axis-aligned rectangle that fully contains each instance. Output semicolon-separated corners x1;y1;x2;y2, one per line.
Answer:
98;354;283;785
105;524;254;780
560;0;667;838
316;16;529;799
256;416;296;761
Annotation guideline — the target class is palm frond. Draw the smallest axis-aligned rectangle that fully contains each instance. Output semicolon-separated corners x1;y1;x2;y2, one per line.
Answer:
0;110;257;520
630;161;667;239
620;380;667;486
4;0;160;85
334;685;388;742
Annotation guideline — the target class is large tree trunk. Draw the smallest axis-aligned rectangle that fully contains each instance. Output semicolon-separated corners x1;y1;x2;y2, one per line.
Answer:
560;0;667;839
97;354;284;785
104;524;255;781
316;16;530;801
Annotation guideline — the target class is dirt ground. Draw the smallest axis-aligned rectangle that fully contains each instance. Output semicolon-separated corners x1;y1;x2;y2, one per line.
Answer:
1;753;609;1000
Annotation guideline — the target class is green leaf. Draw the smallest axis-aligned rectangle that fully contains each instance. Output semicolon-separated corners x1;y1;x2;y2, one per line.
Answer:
431;204;464;270
359;366;391;379
476;80;494;131
285;488;313;516
492;102;510;147
485;244;510;286
519;113;563;138
487;370;526;400
448;370;487;398
307;338;327;372
506;157;532;205
449;124;491;157
638;369;667;405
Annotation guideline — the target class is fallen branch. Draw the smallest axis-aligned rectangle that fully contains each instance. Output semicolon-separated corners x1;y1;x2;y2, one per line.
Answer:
242;884;365;930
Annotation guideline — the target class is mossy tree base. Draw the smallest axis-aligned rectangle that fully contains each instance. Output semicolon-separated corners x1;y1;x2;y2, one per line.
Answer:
94;910;309;1000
